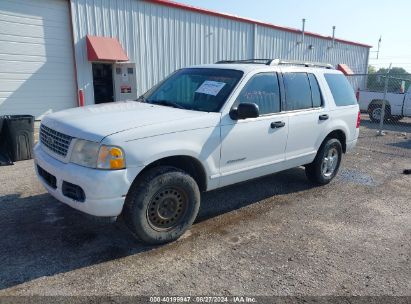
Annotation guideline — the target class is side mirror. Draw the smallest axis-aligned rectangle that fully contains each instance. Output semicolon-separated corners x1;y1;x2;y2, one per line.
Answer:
230;102;260;120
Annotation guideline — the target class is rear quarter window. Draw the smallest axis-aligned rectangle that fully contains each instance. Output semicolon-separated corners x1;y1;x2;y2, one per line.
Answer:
324;73;357;106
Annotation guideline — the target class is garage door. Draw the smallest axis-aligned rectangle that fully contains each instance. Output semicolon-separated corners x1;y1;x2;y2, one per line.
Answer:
0;0;76;119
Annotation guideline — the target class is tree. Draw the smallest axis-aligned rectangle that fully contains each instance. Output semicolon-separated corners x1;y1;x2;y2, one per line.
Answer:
367;65;411;92
376;67;408;75
368;65;377;74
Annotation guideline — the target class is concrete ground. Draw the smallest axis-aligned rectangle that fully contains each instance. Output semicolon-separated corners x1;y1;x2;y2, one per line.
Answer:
0;117;410;296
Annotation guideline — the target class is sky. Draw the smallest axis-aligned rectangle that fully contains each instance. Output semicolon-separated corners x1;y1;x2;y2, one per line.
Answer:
176;0;411;72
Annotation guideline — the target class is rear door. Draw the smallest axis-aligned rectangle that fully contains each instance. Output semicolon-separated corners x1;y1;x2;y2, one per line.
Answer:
283;72;329;164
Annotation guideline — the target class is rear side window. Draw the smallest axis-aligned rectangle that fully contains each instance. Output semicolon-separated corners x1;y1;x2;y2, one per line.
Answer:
308;74;322;107
283;73;312;110
324;73;357;106
236;72;281;115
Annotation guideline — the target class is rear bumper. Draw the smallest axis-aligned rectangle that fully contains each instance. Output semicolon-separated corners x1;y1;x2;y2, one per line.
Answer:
34;144;141;217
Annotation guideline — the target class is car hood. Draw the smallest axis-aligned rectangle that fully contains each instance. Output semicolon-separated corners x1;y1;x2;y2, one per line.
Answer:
41;101;213;142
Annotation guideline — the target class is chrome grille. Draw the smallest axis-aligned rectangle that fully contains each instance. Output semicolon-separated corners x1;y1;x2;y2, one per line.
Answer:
40;124;73;157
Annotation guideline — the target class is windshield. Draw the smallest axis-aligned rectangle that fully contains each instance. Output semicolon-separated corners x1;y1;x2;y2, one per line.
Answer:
143;68;244;112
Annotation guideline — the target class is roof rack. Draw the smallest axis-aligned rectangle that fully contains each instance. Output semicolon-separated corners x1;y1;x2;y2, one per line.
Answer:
215;58;334;69
215;59;274;65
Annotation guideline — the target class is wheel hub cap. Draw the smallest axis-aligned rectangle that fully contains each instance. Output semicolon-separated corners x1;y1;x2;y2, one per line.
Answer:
322;147;339;177
147;187;188;230
372;108;381;120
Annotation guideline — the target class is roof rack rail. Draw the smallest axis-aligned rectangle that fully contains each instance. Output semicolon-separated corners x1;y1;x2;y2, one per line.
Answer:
272;59;334;69
215;58;334;69
216;59;275;65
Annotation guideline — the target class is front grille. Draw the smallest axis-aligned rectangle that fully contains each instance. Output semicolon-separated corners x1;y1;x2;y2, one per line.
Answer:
40;124;73;157
37;165;57;189
62;181;85;202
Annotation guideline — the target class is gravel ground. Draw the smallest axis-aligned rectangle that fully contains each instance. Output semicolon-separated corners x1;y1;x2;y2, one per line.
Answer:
0;119;410;296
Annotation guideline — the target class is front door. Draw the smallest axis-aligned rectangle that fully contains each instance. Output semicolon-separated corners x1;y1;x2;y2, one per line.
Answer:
92;63;114;103
219;72;289;187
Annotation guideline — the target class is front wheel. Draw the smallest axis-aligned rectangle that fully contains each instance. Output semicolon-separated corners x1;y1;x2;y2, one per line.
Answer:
305;138;342;185
124;166;200;244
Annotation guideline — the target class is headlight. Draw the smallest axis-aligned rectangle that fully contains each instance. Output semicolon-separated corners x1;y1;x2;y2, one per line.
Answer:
70;139;99;168
97;145;126;170
70;140;126;170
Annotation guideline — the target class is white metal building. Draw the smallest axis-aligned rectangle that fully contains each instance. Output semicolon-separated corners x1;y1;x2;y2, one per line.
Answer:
0;0;371;119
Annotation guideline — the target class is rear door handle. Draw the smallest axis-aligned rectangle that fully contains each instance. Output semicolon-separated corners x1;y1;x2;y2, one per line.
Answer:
270;121;286;128
319;114;329;121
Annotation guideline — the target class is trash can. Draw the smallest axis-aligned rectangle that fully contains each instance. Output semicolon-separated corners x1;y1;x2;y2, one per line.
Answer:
2;115;35;162
0;115;13;166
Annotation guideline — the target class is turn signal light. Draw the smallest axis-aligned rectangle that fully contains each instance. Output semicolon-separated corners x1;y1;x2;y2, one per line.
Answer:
97;146;126;170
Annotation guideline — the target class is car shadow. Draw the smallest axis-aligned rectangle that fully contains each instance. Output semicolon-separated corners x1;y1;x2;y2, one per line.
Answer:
0;167;313;290
197;167;312;221
360;117;411;133
388;138;411;150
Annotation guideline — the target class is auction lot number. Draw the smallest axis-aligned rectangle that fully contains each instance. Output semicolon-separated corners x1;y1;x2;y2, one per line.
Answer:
150;297;229;303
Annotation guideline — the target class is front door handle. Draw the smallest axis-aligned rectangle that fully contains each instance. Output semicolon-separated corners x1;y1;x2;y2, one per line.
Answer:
319;114;329;121
271;121;286;128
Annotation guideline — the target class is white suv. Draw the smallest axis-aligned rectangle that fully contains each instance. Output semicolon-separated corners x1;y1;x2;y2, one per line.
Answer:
34;59;360;244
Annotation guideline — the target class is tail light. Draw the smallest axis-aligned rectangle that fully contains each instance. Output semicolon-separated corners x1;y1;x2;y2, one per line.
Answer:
356;111;361;128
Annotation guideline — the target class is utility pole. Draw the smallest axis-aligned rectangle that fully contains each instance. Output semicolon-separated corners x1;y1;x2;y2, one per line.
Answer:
376;36;382;59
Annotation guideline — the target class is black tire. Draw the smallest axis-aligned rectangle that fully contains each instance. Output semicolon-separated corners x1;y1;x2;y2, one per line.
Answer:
368;104;391;123
305;138;342;185
124;166;200;245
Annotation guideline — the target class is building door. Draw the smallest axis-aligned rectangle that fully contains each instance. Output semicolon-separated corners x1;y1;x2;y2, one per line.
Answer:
0;0;76;119
92;63;114;103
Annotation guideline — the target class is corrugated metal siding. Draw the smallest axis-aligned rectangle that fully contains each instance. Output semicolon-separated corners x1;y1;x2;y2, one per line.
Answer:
0;0;76;118
71;0;369;103
257;26;369;74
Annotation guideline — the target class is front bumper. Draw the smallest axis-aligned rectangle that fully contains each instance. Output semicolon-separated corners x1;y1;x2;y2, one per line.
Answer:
34;144;138;217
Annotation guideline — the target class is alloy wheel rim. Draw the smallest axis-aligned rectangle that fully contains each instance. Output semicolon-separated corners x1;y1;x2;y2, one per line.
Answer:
321;147;339;177
147;187;188;231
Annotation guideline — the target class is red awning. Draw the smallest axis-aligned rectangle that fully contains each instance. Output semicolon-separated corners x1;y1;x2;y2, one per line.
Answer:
337;64;354;75
86;35;128;62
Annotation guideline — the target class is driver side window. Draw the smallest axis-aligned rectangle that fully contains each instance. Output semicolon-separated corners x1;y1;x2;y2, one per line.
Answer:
235;72;281;115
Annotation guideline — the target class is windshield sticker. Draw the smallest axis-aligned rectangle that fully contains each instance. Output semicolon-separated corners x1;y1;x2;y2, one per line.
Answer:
195;81;226;96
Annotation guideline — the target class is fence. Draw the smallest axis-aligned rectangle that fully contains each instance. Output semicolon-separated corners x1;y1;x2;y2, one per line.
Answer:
346;74;411;159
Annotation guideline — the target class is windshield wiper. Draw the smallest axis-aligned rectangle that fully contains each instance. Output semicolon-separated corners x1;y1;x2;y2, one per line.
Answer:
149;100;187;110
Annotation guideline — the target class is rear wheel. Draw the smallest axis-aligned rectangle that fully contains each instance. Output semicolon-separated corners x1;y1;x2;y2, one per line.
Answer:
369;104;391;123
124;166;200;244
305;138;342;185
